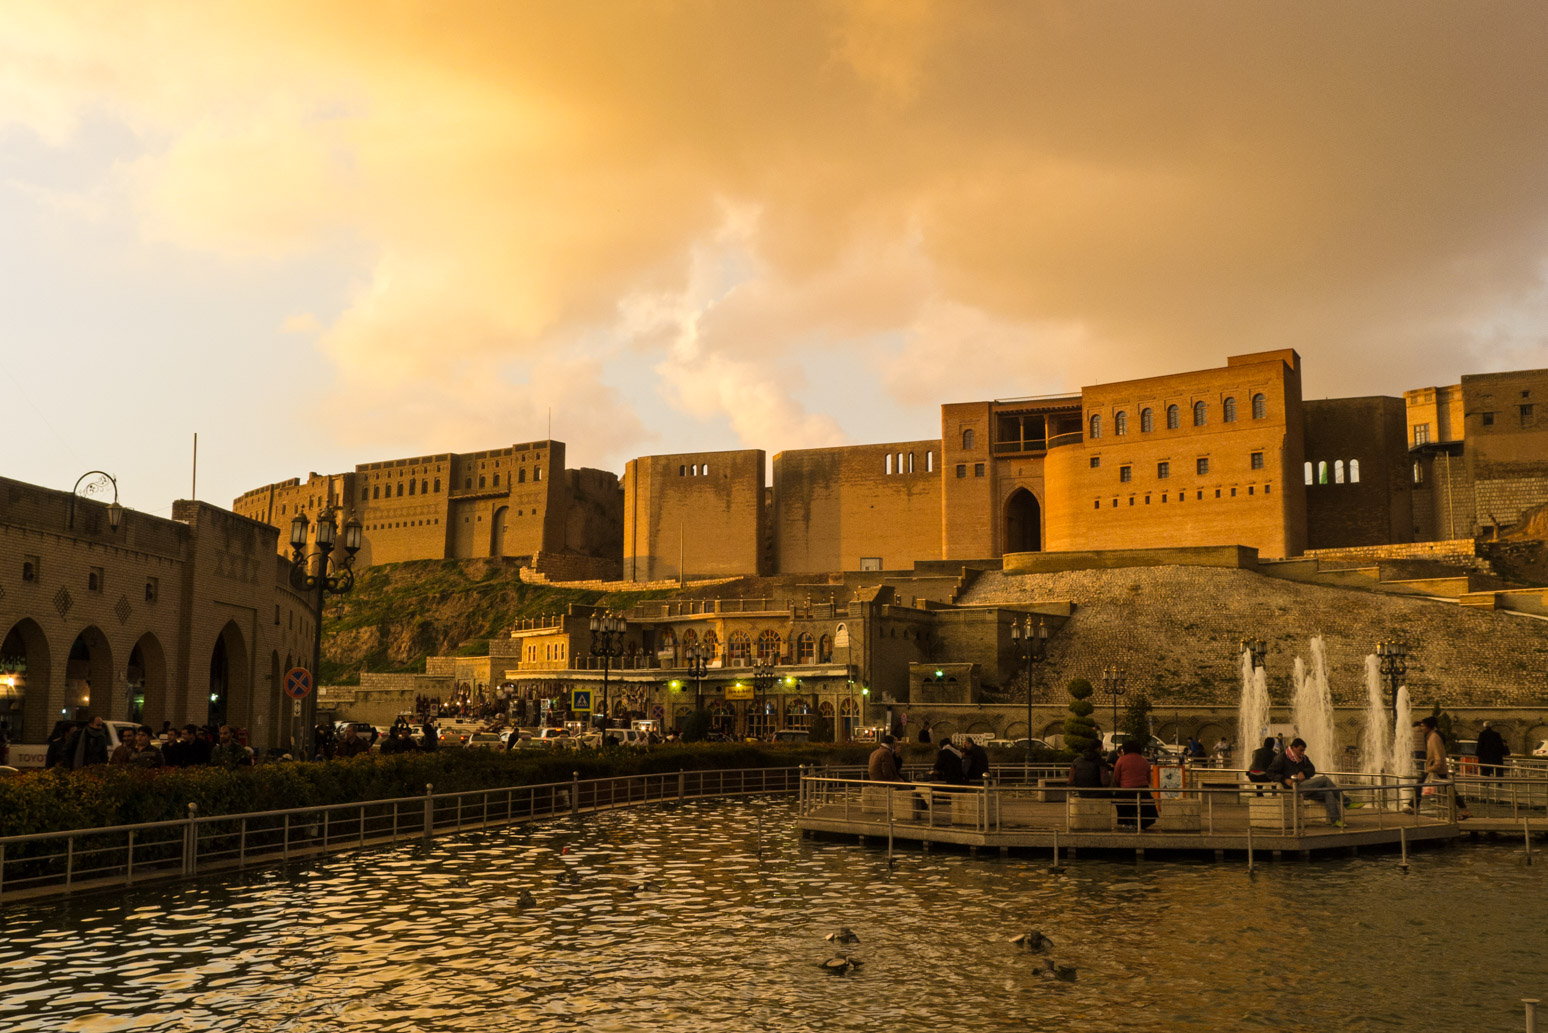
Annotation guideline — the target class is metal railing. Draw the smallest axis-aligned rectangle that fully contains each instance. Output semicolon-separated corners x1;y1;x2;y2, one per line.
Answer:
0;766;801;904
796;766;1537;839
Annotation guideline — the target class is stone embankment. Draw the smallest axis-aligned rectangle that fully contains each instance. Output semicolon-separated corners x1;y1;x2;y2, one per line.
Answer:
960;565;1548;707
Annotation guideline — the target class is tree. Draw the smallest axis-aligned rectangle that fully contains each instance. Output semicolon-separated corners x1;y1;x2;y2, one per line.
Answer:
681;708;711;742
1121;694;1154;745
808;712;834;744
1063;678;1098;753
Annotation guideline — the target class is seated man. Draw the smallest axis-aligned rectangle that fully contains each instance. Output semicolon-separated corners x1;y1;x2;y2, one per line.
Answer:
1066;745;1110;796
1266;737;1361;827
1245;737;1278;791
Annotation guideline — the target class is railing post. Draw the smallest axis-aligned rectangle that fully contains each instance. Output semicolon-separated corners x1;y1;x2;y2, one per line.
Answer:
126;830;136;885
66;836;74;888
423;783;434;840
359;805;366;847
678;769;685;803
1524;997;1539;1033
185;802;199;876
0;843;6;900
572;771;580;816
284;814;290;859
239;819;247;868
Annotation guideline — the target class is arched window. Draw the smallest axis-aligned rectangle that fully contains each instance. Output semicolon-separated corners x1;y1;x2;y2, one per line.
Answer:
1334;460;1345;484
478;476;485;489
796;633;815;664
1223;397;1237;423
818;634;832;663
692;464;699;476
908;452;915;473
1304;462;1313;485
1252;393;1267;419
926;451;934;472
1166;405;1181;430
681;629;698;653
703;463;710;475
1114;411;1128;436
727;631;750;665
1193;401;1207;427
962;428;975;449
658;627;677;661
397;483;405;497
756;629;781;662
885;453;894;475
1089;414;1103;439
897;452;904;474
421;480;428;495
1318;461;1328;485
1350;459;1361;483
373;486;380;499
1140;408;1154;433
492;474;499;486
409;480;416;495
702;630;719;660
433;478;441;492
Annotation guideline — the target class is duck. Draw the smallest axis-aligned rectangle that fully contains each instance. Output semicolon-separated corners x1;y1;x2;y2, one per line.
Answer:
819;955;864;975
825;927;860;945
1009;930;1054;952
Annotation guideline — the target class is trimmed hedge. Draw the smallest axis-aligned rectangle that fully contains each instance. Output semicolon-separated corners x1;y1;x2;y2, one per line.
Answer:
0;744;873;839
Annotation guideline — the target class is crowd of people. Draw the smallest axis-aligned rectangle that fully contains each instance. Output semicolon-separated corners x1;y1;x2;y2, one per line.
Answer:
41;717;256;771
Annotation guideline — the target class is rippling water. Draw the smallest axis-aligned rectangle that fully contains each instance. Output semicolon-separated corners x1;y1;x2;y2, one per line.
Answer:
2;797;1543;1032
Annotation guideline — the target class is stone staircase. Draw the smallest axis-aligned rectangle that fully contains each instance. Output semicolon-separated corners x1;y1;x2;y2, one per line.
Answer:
1258;540;1548;614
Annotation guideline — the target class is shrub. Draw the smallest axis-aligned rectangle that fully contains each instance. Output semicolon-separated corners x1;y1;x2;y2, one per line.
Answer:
1063;677;1098;753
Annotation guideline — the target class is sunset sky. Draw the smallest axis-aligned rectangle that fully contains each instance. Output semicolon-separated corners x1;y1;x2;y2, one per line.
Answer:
5;2;1548;516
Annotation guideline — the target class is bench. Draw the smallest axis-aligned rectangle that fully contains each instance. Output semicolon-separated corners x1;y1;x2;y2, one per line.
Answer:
860;785;926;820
1248;790;1324;830
1036;778;1069;804
1157;799;1202;832
1067;797;1114;831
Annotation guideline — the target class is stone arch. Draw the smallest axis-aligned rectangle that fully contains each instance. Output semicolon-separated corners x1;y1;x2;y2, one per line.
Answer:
1004;488;1042;553
125;632;168;725
1523;723;1548;757
208;620;250;731
965;719;995;735
490;506;509;557
67;625;114;720
1;618;52;744
1195;721;1228;747
1041;720;1066;739
756;629;781;662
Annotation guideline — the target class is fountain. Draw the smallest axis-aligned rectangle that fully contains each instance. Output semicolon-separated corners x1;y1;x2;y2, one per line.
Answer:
1386;685;1414;805
1291;637;1336;768
1236;649;1270;752
1360;653;1390;780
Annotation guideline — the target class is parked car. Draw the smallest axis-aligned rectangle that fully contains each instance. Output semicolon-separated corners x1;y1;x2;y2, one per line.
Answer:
529;728;572;749
466;732;508;752
769;729;810;744
1533;739;1548;758
1009;738;1051;753
1102;733;1185;759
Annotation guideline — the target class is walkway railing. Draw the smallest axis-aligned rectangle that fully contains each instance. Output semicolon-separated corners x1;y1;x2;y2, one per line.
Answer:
796;766;1536;839
0;766;800;904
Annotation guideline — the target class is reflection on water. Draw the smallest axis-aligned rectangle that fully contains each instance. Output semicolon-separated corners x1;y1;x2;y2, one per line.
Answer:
1;798;1542;1032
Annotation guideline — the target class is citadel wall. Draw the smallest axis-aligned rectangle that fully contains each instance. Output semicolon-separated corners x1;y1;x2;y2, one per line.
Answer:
622;450;765;581
1302;396;1413;549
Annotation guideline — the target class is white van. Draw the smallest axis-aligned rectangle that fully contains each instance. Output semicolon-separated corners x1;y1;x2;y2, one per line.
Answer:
9;720;152;769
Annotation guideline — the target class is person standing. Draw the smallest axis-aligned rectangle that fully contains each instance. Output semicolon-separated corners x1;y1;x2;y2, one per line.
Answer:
1415;716;1471;819
868;734;905;782
113;727;164;769
1066;745;1111;796
930;737;965;785
210;725;253;767
70;715;111;769
335;724;370;759
960;737;989;785
918;720;932;745
1475;721;1508;777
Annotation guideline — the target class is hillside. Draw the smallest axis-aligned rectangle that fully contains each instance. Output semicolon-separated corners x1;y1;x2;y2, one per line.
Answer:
960;566;1548;708
318;559;674;682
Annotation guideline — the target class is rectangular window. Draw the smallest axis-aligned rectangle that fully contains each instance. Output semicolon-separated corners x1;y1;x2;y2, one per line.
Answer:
1521;404;1535;428
956;464;967;478
1089;456;1101;469
1145;495;1151;504
973;463;985;477
146;577;159;603
1093;500;1100;510
1483;411;1495;427
1230;487;1238;497
1196;491;1203;500
22;555;40;582
1119;466;1132;483
88;566;104;593
274;604;281;625
1250;451;1264;470
1413;423;1430;445
1157;461;1170;479
1248;485;1255;495
1196;458;1209;476
860;557;883;572
1265;483;1271;494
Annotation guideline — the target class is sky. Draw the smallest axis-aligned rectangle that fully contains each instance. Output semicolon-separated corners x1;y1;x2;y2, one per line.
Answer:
4;2;1548;517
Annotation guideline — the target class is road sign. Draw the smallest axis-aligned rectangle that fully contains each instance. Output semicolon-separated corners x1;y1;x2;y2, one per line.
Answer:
284;667;314;700
571;689;592;712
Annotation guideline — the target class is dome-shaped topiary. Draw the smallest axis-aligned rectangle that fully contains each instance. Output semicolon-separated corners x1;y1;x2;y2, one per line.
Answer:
1063;678;1099;753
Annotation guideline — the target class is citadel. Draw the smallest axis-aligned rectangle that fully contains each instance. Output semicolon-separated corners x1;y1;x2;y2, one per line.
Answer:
6;348;1548;757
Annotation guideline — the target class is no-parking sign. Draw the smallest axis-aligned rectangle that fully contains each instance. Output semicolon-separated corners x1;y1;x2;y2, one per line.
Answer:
284;667;313;700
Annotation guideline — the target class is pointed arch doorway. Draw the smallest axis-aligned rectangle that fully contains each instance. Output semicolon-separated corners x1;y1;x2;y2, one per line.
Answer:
1005;488;1042;553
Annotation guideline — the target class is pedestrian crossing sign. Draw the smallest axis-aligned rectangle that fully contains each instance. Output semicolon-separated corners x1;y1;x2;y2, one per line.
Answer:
571;689;592;712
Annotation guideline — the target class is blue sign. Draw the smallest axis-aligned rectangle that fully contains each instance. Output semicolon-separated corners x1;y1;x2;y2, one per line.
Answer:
571;689;592;713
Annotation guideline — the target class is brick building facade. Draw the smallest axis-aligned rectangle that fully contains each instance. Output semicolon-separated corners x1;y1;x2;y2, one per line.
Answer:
1;477;315;753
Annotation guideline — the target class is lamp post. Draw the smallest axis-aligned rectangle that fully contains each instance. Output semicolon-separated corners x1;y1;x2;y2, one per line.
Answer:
686;641;709;713
68;471;124;533
1376;639;1408;729
288;503;362;759
589;612;626;740
752;658;776;740
1011;616;1049;763
1103;664;1128;746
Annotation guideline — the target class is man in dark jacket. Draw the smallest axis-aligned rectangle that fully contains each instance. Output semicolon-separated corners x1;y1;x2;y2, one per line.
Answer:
70;716;111;769
1266;738;1360;826
1476;722;1509;776
868;735;904;782
930;737;965;784
1246;737;1278;784
960;738;989;784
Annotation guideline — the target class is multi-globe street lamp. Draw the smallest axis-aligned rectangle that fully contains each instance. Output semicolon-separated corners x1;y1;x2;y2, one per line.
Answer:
1376;639;1408;728
288;503;362;759
1011;616;1049;763
589;612;627;740
685;640;709;713
1102;664;1128;745
752;658;776;740
1241;637;1267;671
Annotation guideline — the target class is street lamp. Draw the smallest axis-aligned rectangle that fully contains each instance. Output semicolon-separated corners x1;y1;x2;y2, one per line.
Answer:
1011;616;1049;763
1102;664;1128;746
589;612;626;739
685;640;709;713
1376;639;1408;728
68;471;124;533
288;502;363;759
752;658;776;740
1241;638;1267;671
